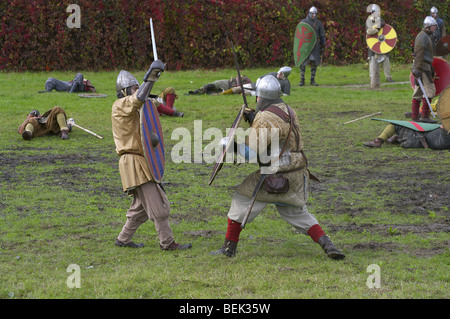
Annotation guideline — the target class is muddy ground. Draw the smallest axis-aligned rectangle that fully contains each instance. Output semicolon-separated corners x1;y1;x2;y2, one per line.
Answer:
1;144;449;257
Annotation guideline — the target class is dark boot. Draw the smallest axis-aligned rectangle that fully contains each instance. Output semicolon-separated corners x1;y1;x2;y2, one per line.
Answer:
299;66;305;86
161;241;192;250
115;239;144;248
209;239;238;257
317;235;345;260
22;130;33;140
60;129;69;140
364;137;384;148
310;62;318;86
173;111;184;117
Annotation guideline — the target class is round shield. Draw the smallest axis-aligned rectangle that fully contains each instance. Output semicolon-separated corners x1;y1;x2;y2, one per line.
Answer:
366;24;397;54
78;93;107;98
293;22;317;67
409;57;450;96
435;35;450;56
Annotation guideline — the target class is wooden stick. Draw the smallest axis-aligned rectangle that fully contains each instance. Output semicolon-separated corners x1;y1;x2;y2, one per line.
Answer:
343;112;381;125
72;123;103;139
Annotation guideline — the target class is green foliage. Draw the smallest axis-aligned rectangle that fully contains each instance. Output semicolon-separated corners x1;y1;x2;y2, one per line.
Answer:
1;0;448;71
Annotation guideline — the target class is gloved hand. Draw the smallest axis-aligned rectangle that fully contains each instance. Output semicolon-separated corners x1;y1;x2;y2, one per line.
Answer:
143;60;165;82
412;69;421;86
243;107;255;124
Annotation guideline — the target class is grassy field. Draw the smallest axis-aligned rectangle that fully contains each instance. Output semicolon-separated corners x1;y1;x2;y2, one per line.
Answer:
0;62;449;302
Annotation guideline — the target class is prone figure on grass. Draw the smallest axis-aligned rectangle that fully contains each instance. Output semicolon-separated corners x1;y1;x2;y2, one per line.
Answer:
17;106;70;141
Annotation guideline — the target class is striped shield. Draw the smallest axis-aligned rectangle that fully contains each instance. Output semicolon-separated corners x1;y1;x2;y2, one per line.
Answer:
140;99;165;183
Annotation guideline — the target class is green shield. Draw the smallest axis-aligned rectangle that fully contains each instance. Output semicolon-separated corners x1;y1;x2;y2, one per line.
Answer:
293;22;317;67
372;118;441;132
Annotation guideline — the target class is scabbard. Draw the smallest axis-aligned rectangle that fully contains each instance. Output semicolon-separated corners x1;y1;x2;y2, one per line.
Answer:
240;173;267;229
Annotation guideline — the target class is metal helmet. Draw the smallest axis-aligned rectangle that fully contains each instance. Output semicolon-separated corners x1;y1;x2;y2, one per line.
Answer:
30;109;40;117
423;16;437;28
278;66;292;78
116;70;139;94
308;6;318;19
255;75;282;100
366;4;380;13
430;6;438;15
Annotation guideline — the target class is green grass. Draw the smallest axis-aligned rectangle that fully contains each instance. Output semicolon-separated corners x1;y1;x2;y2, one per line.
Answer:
0;63;449;300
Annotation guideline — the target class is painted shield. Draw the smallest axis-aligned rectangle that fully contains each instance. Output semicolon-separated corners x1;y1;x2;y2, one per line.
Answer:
366;24;397;54
208;106;245;186
372;118;441;132
140;99;165;183
437;84;450;131
409;57;450;96
435;35;450;56
293;22;317;67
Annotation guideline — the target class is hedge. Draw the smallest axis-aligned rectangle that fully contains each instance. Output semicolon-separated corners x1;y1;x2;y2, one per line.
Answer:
0;0;448;71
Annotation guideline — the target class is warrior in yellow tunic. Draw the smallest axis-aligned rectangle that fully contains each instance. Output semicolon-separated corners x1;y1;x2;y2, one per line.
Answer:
210;75;345;260
111;61;191;251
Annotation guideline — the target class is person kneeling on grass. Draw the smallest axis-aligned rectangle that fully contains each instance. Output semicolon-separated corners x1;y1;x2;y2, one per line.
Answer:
17;106;70;141
151;87;185;117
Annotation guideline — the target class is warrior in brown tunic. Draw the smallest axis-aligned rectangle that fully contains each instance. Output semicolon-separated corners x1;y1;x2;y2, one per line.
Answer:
210;75;345;260
17;106;69;140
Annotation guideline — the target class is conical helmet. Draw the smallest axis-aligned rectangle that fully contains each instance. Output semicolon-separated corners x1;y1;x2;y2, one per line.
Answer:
116;70;139;94
255;75;281;100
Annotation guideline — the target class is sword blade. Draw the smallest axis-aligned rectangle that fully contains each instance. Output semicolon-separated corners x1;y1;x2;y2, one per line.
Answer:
150;18;158;61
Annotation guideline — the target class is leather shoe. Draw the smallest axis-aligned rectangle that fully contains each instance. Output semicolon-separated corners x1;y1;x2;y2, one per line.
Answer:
115;239;144;248
364;138;384;148
161;242;192;250
22;130;33;140
61;129;69;140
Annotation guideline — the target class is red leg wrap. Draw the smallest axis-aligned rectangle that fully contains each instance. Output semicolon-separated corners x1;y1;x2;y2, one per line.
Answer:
225;218;242;242
307;224;326;243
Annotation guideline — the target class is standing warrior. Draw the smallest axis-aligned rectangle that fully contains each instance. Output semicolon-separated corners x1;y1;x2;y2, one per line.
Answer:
210;75;345;260
430;6;446;47
298;6;325;86
366;4;394;83
111;62;192;250
411;17;438;123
